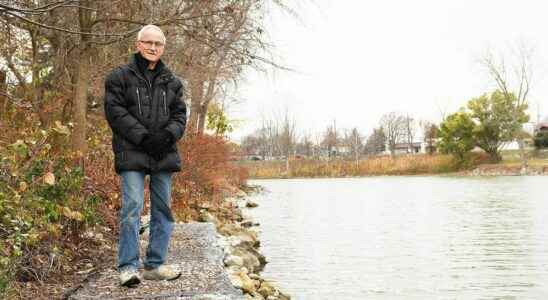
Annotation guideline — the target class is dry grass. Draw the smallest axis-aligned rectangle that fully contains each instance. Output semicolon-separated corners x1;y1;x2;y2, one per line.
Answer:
240;154;465;179
241;150;548;179
500;149;548;167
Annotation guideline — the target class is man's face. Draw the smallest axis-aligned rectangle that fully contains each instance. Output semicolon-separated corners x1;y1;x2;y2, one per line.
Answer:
136;29;165;63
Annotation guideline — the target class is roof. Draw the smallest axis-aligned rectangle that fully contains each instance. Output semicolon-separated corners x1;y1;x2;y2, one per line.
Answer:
536;116;548;130
536;123;548;130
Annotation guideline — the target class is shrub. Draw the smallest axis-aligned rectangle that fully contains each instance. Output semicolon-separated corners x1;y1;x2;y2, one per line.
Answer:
0;121;108;296
534;130;548;149
171;133;248;221
437;111;475;164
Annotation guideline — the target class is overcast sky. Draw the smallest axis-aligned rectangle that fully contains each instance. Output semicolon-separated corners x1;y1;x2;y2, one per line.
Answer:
227;0;548;142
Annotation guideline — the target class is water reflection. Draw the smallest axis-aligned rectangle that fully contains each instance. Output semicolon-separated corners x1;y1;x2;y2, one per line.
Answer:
247;176;548;300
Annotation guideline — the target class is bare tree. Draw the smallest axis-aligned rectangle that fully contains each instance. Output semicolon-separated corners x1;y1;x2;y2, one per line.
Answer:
177;1;296;135
403;113;415;153
240;134;260;157
258;114;278;158
345;127;363;168
380;112;406;158
297;131;314;157
278;108;297;174
244;106;299;164
364;127;386;156
420;120;438;155
321;119;338;160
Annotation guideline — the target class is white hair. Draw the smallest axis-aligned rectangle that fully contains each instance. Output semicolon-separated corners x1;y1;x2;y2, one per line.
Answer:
137;24;166;44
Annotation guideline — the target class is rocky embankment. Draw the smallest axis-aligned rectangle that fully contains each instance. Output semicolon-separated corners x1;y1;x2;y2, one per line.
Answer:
70;222;245;300
463;165;548;176
198;190;291;300
67;189;290;300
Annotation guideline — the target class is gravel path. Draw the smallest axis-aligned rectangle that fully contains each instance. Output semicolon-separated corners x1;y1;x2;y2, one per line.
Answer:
70;222;244;300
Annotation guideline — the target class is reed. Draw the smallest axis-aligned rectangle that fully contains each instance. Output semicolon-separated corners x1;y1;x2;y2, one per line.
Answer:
240;154;485;179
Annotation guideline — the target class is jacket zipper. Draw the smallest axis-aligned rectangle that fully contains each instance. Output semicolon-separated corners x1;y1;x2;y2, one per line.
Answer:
163;90;167;115
128;67;171;127
136;88;143;115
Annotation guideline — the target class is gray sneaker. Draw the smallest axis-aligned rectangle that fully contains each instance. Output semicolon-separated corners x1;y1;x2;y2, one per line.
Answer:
143;265;181;281
119;268;141;287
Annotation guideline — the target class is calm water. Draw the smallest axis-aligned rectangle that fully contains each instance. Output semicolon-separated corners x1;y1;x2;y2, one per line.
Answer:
246;176;548;300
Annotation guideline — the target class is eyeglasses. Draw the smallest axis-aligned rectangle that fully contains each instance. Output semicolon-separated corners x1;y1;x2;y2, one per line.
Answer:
139;40;165;48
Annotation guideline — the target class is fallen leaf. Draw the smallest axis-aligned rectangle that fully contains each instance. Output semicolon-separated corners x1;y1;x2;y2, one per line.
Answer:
19;181;27;192
62;206;84;221
44;172;55;185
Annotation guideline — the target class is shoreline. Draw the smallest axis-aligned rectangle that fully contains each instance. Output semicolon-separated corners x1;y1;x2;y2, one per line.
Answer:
245;164;548;180
199;189;291;300
64;187;291;300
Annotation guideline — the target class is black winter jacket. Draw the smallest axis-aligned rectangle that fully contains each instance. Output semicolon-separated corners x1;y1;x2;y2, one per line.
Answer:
104;54;187;174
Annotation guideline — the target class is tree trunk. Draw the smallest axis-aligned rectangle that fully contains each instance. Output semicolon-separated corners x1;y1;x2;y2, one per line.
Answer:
517;138;528;173
188;78;204;135
72;45;91;156
0;70;6;118
487;149;502;163
72;1;92;157
196;54;224;134
29;29;49;128
197;104;207;135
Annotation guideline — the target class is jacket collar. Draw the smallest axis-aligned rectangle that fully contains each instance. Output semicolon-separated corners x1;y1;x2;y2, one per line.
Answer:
128;52;171;80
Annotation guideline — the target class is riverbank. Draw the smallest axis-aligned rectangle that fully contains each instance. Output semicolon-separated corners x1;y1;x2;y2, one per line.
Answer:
198;189;291;300
61;188;290;300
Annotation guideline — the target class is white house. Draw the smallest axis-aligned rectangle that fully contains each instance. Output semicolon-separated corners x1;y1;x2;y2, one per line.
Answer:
383;141;424;155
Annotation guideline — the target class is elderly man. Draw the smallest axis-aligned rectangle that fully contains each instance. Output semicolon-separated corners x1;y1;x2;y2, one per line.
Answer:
104;24;186;287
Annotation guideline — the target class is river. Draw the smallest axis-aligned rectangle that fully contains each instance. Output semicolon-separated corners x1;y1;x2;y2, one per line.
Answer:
245;176;548;300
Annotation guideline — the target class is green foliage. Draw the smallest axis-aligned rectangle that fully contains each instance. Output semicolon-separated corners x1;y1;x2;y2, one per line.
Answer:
467;90;529;162
437;111;475;164
0;122;102;296
206;102;235;136
534;130;548;149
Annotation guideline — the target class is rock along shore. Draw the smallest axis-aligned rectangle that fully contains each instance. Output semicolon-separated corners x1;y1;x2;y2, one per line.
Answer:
460;165;548;176
199;190;291;300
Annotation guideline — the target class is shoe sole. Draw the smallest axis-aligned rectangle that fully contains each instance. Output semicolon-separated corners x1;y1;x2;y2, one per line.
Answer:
168;273;182;281
143;272;181;281
121;275;141;287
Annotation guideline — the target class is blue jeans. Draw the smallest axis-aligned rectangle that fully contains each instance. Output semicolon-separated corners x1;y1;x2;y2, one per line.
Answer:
118;171;174;271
